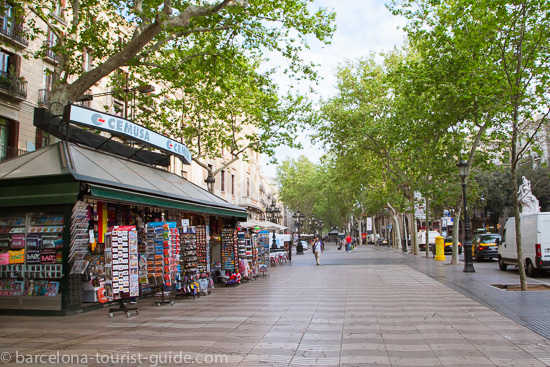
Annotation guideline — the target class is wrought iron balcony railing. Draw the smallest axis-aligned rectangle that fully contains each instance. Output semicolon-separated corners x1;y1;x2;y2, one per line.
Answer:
0;70;28;99
0;18;29;47
0;146;28;163
38;89;50;106
43;40;60;63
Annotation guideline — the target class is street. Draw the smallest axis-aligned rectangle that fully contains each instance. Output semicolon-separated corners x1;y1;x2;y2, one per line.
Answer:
1;244;550;367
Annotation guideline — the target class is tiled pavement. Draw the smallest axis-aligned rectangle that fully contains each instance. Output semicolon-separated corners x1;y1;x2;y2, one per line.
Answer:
1;245;550;366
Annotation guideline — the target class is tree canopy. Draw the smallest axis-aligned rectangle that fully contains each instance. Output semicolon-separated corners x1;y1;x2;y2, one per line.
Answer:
15;0;336;178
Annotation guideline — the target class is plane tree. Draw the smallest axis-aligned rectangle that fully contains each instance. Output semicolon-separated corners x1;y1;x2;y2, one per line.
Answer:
390;0;550;289
15;0;335;188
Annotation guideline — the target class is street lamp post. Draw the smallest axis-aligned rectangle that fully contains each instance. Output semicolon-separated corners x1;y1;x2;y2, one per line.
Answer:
265;198;281;250
293;209;305;255
310;216;317;237
457;160;475;273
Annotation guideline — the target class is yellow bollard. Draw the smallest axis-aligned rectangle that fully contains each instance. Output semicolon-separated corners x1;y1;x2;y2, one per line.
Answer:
435;236;445;261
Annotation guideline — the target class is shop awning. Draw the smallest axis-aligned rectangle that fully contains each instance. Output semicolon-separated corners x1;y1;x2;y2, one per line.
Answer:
257;221;288;230
0;142;248;219
238;220;263;228
238;220;287;231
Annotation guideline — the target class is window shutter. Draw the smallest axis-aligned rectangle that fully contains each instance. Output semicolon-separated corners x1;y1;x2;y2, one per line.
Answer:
35;128;43;149
8;120;19;151
12;54;21;77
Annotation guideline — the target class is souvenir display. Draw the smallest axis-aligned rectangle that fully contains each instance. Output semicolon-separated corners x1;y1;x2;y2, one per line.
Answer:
221;227;237;270
237;231;247;260
180;226;198;276
0;212;64;301
146;223;179;284
196;225;208;273
0;199;242;313
104;226;139;300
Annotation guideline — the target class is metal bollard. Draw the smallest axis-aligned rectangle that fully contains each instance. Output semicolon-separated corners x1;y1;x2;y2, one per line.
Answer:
435;236;445;261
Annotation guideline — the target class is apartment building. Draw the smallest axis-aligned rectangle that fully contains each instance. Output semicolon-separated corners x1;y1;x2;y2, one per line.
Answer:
0;2;58;161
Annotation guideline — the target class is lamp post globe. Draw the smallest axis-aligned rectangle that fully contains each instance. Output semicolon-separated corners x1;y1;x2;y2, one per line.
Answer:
457;160;475;273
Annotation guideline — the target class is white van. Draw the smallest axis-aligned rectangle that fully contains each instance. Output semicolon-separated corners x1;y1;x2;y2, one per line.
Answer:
417;231;441;252
498;213;550;277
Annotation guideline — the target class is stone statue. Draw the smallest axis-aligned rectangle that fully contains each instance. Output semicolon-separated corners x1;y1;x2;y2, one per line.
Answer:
518;176;540;215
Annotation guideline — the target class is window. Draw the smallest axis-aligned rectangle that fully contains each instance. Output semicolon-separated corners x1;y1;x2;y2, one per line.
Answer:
35;129;50;149
38;71;53;106
0;118;9;160
221;170;225;192
83;49;92;72
53;0;66;19
44;71;52;91
0;48;18;76
247;177;250;197
45;31;58;62
0;3;27;46
0;3;13;36
0;118;19;161
231;174;235;195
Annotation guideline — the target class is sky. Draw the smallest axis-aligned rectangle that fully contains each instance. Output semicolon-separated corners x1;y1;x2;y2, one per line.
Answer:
261;0;407;179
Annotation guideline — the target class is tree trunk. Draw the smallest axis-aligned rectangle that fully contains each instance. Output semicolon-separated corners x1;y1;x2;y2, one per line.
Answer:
451;208;461;265
409;196;418;255
402;212;408;252
372;216;379;245
511;124;527;290
425;198;430;258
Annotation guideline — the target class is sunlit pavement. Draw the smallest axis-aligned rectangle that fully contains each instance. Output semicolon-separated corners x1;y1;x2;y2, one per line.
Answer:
1;244;550;366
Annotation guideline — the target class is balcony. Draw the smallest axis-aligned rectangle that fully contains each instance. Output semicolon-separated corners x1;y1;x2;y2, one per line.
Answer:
0;18;29;47
38;89;50;107
0;146;28;163
43;41;60;63
0;71;28;100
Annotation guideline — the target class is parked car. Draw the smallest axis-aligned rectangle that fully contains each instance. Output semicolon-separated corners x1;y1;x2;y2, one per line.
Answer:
498;213;550;276
443;236;462;254
471;233;501;261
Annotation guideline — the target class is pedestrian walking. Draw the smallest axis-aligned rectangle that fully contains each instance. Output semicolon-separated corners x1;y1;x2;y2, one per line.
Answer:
312;237;323;265
345;234;352;252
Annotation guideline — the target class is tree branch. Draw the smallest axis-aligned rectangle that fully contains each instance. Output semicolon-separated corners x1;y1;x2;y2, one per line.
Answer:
136;26;232;62
64;0;237;102
27;6;63;41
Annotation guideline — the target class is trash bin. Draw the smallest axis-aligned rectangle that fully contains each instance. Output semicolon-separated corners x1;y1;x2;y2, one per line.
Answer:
401;239;407;252
435;236;445;261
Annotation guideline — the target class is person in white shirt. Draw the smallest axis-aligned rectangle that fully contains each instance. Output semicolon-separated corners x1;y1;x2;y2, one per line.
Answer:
313;237;323;265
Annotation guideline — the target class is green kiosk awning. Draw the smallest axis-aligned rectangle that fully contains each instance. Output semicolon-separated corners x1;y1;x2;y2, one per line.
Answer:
0;142;248;220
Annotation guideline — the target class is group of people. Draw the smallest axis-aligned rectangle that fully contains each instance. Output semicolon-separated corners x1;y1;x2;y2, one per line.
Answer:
338;235;359;252
311;234;363;266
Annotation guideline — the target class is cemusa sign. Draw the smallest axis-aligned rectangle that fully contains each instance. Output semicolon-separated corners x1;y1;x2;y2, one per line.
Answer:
64;104;192;164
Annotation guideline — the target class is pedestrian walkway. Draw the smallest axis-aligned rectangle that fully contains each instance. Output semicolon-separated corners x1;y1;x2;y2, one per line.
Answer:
1;245;549;366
